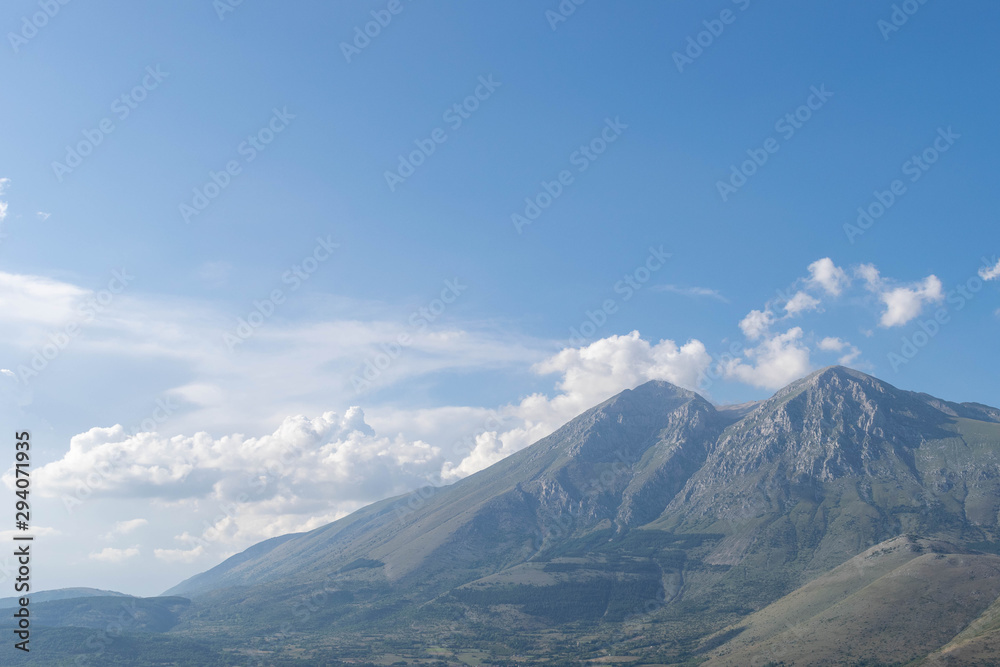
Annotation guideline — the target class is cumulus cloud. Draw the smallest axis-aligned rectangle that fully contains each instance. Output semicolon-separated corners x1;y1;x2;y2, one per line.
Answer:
531;332;710;411
856;263;881;289
818;336;861;365
808;257;850;296
724;328;811;389
740;309;774;340
784;291;821;315
857;265;944;327
879;277;944;327
90;547;140;563
32;408;443;546
980;258;1000;281
443;332;712;479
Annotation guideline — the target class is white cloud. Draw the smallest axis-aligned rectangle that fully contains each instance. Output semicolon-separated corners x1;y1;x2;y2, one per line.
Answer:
0;270;549;436
807;258;850;296
855;265;945;328
444;332;712;479
90;547;140;563
36;211;50;221
818;336;861;365
31;408;444;546
879;276;944;327
0;369;13;378
0;178;9;195
784;291;821;315
0;272;90;327
531;332;710;412
154;546;205;563
739;309;773;340
654;284;728;302
980;258;1000;281
856;263;881;289
103;518;148;540
724;327;811;389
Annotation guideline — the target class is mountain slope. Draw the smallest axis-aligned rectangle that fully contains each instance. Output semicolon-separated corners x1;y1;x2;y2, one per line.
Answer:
703;535;1000;666
154;366;1000;664
167;380;727;598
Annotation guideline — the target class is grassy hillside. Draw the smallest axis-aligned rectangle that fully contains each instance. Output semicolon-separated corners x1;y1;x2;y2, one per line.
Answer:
704;537;1000;666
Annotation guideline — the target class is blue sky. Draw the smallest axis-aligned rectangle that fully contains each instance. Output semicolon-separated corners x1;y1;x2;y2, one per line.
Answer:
0;0;998;595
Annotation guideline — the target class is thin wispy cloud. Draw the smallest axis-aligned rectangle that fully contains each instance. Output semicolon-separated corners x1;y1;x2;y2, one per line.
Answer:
89;547;140;563
653;284;728;302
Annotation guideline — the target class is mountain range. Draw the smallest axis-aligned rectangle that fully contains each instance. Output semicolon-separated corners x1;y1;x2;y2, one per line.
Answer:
12;366;1000;666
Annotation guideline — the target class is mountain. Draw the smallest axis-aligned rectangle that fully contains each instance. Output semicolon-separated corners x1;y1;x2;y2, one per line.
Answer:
0;587;132;609
22;367;1000;665
167;380;731;598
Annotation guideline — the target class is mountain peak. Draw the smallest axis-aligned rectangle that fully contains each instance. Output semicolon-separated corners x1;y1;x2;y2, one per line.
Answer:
621;378;701;399
697;364;950;485
796;364;878;390
761;365;903;412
